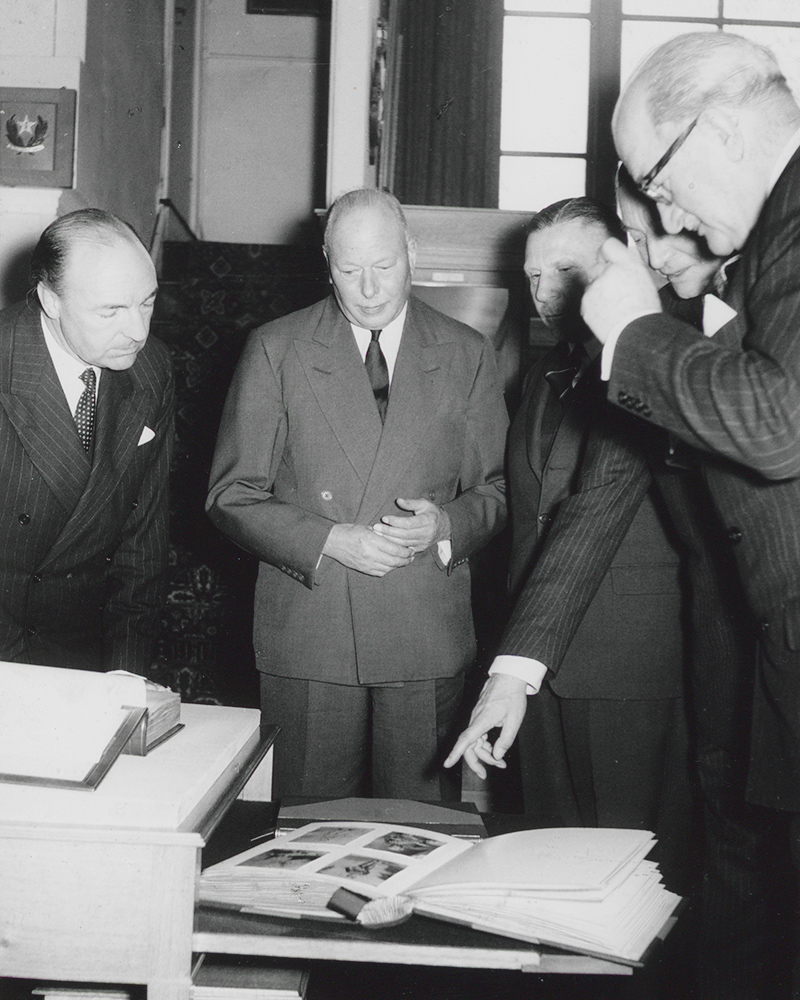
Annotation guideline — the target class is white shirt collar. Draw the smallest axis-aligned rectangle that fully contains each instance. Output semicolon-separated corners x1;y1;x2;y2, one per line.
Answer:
40;312;101;414
349;302;408;383
767;124;800;196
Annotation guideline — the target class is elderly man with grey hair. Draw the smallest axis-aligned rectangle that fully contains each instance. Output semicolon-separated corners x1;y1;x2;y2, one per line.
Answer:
582;31;800;1000
207;188;508;802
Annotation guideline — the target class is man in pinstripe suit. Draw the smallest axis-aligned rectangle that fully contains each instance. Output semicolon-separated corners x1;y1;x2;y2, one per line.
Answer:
447;198;697;892
0;209;173;672
582;32;800;999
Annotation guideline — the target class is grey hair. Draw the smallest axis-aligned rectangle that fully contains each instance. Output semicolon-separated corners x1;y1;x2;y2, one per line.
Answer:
616;31;793;130
323;188;412;256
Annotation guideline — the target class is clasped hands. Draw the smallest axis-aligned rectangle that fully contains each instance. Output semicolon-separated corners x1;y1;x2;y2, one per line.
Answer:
323;497;450;577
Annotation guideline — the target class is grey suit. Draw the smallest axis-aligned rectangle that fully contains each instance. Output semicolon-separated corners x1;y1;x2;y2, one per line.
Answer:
207;294;508;795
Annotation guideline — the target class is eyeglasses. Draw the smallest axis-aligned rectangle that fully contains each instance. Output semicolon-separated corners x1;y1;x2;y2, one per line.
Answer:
637;116;700;202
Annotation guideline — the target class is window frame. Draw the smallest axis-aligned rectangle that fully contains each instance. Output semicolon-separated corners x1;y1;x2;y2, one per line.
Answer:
500;0;800;210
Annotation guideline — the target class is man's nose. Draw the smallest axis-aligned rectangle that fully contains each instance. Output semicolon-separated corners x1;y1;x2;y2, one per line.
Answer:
647;236;672;271
360;269;378;298
128;308;150;342
535;275;561;306
658;203;687;235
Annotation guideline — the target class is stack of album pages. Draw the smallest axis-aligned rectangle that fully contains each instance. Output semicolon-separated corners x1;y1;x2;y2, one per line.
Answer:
199;821;681;965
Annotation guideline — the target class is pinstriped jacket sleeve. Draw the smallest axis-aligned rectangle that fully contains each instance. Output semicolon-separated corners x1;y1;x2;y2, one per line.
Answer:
498;399;652;672
607;152;800;481
103;340;174;672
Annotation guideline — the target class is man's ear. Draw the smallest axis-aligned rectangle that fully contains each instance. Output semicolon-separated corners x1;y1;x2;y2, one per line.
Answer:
322;246;333;282
406;236;418;272
704;108;744;162
37;282;60;320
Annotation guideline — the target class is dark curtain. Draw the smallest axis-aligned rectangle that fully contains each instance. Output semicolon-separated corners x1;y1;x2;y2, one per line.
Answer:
391;0;503;207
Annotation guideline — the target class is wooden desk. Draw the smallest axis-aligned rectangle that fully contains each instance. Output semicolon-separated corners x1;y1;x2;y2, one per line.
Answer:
0;705;276;1000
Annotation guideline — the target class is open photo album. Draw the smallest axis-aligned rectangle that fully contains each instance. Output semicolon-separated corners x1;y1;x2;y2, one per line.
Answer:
199;821;682;965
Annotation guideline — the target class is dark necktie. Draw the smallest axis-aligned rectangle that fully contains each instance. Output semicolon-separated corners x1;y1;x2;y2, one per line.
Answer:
366;329;389;423
75;367;97;454
545;342;589;400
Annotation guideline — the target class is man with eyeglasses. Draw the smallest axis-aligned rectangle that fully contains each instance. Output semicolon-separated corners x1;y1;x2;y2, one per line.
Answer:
582;31;800;1000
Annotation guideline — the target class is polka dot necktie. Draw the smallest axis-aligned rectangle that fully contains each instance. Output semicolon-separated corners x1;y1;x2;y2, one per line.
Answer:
75;367;97;453
366;330;389;423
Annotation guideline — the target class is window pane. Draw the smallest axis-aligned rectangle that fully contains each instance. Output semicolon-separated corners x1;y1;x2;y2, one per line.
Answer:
621;21;716;88
724;0;800;21
727;24;800;102
623;0;718;15
498;156;586;210
501;17;590;152
505;0;590;11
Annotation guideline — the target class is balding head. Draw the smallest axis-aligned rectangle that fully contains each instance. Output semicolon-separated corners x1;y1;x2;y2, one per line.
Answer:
612;32;800;257
323;189;417;330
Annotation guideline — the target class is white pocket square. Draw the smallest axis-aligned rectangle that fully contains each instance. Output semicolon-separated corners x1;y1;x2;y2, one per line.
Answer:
703;294;738;337
138;426;155;446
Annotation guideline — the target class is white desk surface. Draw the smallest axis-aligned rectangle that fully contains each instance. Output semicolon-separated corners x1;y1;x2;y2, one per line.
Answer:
0;703;262;835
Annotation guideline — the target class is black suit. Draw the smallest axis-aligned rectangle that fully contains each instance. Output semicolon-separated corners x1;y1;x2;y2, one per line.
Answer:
0;300;173;671
609;148;800;813
499;340;696;891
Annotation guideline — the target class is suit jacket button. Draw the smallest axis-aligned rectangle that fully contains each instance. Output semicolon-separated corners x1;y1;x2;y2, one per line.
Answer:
538;514;552;524
32;573;42;584
727;526;743;545
18;513;30;525
131;499;139;509
26;625;36;636
321;491;333;501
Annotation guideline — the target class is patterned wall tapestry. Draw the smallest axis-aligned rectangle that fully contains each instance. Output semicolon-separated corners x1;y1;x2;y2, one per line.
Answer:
150;241;329;705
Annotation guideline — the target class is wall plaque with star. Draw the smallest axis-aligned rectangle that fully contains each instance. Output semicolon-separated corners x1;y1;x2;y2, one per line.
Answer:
0;87;75;188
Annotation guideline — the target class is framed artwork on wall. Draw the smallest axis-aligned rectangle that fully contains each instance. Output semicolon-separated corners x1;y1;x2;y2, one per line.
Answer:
0;87;76;188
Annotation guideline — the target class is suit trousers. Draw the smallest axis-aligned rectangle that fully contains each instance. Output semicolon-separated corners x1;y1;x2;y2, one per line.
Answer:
260;673;464;801
696;740;796;1000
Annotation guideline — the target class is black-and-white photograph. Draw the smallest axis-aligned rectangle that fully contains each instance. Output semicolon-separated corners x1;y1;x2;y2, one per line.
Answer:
5;2;800;999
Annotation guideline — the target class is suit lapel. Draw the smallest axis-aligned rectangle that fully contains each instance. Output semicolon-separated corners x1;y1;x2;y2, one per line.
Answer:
528;342;572;477
41;366;150;568
532;345;599;489
357;301;448;521
295;297;383;487
0;306;91;513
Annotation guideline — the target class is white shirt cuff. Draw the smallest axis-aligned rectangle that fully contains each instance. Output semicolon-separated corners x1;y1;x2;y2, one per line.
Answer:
437;538;452;566
600;310;660;380
489;655;548;695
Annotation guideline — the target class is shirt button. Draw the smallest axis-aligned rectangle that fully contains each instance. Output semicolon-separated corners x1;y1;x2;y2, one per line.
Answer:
18;513;30;525
321;491;333;501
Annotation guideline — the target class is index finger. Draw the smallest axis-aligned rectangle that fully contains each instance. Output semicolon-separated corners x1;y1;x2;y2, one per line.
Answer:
444;723;489;768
